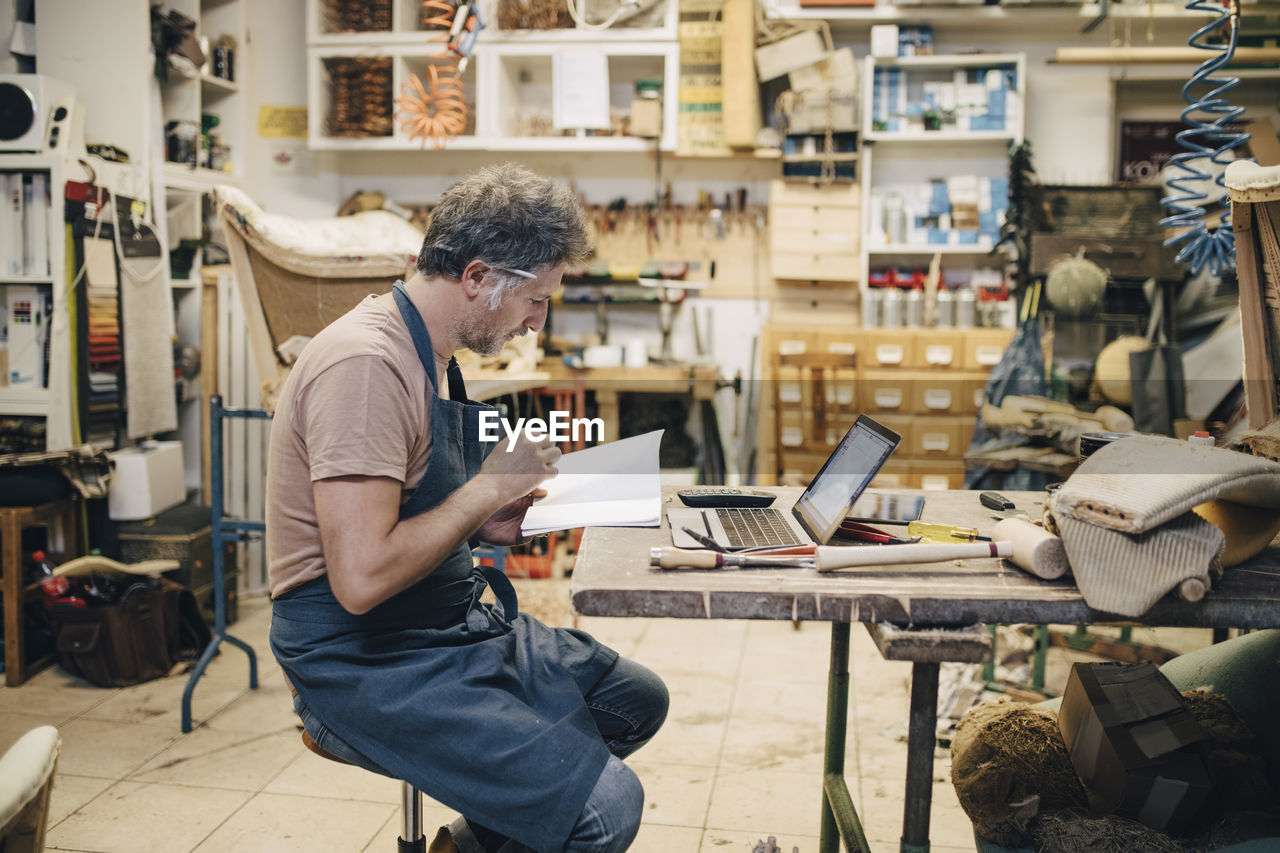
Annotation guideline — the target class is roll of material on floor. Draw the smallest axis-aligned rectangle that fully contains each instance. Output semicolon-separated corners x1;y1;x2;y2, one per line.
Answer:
994;517;1070;580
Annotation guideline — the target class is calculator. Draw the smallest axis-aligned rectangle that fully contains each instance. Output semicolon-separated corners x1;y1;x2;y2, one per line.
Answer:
676;489;777;508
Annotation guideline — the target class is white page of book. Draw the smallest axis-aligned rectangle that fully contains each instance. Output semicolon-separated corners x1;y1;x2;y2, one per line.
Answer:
521;429;664;536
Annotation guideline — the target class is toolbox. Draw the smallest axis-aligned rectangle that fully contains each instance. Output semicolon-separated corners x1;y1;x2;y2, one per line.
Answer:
114;503;239;626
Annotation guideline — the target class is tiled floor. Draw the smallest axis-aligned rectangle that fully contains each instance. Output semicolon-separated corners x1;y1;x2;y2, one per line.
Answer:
1;582;1213;853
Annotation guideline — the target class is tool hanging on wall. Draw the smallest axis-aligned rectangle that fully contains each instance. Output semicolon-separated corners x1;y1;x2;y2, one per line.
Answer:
395;0;481;149
1158;0;1250;275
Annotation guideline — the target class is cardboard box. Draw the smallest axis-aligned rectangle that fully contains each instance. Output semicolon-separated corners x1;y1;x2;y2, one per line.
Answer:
1058;662;1212;833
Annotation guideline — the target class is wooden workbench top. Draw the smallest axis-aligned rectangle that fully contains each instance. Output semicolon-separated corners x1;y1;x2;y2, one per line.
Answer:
570;487;1280;630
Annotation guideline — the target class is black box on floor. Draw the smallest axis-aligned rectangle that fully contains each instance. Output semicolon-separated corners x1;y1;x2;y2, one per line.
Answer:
1058;661;1211;833
114;504;238;627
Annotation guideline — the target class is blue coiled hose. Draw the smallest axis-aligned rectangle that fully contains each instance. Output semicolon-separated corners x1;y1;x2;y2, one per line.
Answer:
1159;0;1252;276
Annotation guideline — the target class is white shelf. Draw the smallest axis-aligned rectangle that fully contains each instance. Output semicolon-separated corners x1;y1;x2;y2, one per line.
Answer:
305;26;677;46
0;275;55;286
163;163;239;192
0;387;51;416
764;2;1072;22
200;73;239;94
308;135;487;150
762;0;1279;22
0;153;58;169
478;26;677;43
866;243;998;254
865;130;1020;143
486;136;665;152
868;52;1024;68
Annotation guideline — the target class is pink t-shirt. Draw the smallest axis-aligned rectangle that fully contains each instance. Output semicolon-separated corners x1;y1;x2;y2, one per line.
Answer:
266;295;433;598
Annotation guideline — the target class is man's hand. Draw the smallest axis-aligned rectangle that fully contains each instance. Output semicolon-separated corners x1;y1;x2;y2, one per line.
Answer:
476;434;561;500
477;487;548;545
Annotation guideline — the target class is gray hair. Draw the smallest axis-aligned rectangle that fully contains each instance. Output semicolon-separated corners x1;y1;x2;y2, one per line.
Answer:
416;163;592;305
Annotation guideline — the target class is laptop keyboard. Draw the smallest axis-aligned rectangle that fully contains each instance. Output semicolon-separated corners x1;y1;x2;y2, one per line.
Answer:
716;507;805;549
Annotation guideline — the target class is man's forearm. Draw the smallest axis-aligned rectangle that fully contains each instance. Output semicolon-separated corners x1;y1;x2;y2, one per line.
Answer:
319;474;508;614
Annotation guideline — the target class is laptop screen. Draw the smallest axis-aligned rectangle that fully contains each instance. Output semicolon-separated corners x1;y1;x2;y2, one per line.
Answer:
792;415;902;545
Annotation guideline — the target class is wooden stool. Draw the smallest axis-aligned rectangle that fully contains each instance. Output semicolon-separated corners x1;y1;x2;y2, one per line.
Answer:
1;499;81;686
286;681;428;852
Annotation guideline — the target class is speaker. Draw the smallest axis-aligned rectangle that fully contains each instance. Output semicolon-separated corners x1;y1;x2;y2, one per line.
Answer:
0;74;80;154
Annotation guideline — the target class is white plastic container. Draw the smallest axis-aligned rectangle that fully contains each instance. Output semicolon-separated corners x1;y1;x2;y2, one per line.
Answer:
108;441;186;521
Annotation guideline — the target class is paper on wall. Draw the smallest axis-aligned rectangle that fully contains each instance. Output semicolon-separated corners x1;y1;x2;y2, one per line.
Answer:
553;50;611;130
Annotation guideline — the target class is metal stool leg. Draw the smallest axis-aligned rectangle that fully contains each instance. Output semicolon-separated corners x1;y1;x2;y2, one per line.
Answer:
399;782;425;853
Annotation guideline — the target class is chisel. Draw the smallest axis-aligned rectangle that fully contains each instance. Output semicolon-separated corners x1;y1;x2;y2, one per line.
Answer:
649;547;813;570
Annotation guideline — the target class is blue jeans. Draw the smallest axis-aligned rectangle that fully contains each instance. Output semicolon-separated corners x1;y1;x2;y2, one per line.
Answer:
295;655;669;852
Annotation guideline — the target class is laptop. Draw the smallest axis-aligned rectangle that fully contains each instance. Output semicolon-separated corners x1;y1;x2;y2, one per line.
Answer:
668;414;902;551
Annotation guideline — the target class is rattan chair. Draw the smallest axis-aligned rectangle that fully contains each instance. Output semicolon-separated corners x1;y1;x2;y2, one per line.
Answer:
213;186;424;411
1226;159;1280;428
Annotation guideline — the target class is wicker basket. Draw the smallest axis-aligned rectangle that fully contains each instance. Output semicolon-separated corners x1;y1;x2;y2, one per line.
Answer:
497;0;574;30
322;0;392;33
324;56;393;138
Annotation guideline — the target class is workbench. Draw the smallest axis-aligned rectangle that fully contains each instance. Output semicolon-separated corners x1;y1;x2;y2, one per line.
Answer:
569;487;1280;853
464;361;721;443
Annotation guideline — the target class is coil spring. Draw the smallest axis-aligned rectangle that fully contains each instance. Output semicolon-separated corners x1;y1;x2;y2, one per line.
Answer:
1159;0;1252;276
395;0;468;149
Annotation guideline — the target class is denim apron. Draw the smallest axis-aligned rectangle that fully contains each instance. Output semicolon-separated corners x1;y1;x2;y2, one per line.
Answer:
271;281;617;851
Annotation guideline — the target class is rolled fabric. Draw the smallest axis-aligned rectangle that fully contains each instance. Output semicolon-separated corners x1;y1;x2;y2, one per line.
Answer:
994;518;1070;580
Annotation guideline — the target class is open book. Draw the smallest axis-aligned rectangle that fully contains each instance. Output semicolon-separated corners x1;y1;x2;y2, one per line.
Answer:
520;429;664;536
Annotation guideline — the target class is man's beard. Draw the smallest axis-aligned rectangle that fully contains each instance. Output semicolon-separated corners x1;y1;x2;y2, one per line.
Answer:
457;315;523;357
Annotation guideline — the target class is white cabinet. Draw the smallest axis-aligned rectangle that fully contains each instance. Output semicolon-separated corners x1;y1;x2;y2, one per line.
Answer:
0;154;72;449
305;0;678;151
858;53;1026;291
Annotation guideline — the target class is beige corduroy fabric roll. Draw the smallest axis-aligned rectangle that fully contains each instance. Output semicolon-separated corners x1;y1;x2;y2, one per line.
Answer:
1049;435;1280;617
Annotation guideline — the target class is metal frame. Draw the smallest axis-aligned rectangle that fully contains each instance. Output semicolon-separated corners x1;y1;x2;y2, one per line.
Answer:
181;395;263;733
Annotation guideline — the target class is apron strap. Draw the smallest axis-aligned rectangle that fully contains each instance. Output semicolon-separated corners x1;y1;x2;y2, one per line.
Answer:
464;565;520;632
446;357;472;404
392;281;440;395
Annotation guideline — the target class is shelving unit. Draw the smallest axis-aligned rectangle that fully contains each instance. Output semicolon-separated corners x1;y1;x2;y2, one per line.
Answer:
39;0;246;489
305;0;678;151
858;52;1026;288
156;0;247;493
0;153;74;450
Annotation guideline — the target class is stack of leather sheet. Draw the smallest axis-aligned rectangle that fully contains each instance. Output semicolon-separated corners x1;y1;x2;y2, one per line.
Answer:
80;236;122;446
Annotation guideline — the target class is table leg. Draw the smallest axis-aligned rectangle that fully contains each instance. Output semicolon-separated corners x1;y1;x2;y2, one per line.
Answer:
595;387;618;444
901;661;941;853
820;622;872;853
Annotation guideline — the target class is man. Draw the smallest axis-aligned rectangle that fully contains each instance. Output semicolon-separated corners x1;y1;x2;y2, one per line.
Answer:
267;164;669;853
